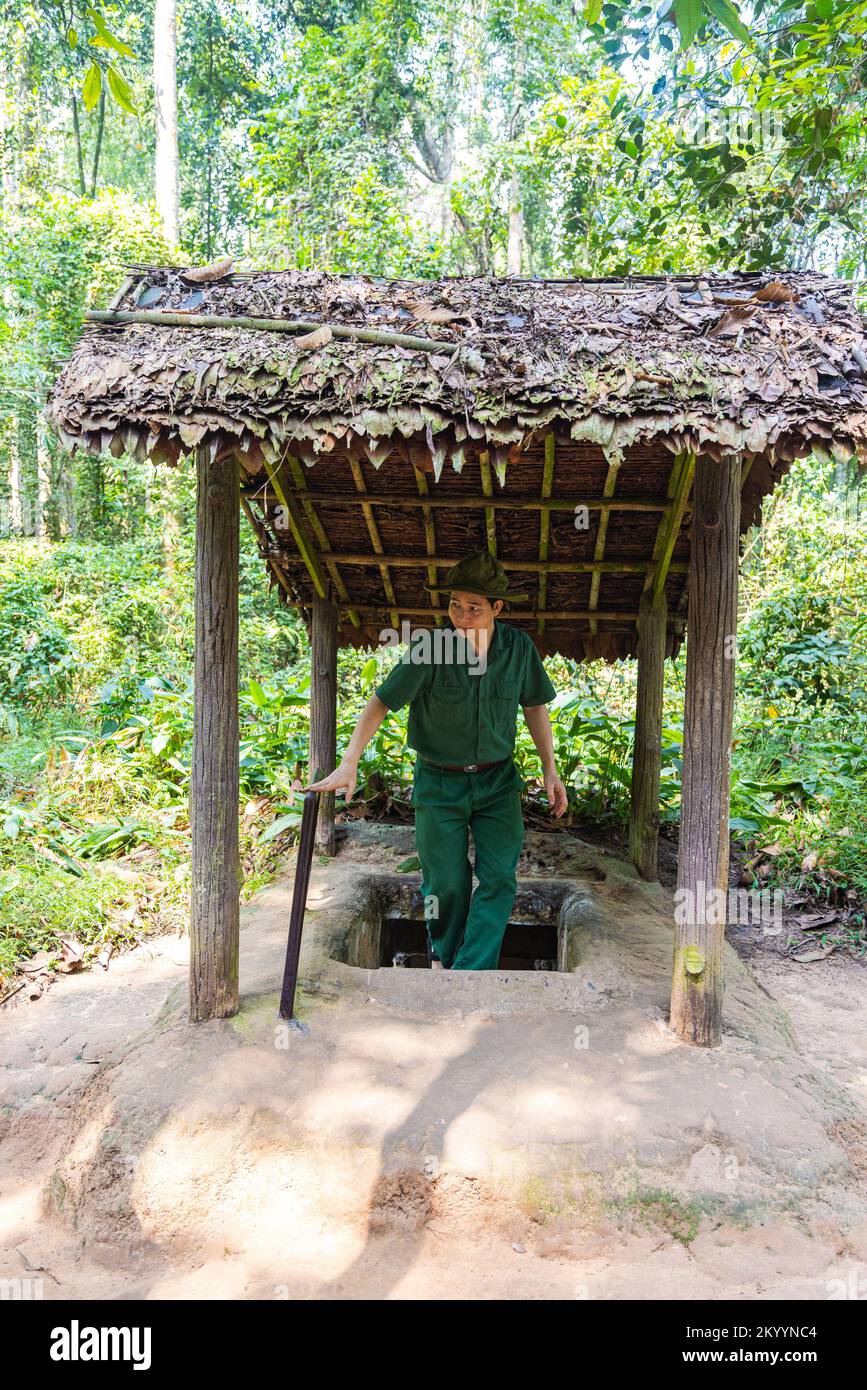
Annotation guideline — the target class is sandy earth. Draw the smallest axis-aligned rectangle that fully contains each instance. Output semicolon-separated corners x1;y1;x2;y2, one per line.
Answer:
2;824;867;1301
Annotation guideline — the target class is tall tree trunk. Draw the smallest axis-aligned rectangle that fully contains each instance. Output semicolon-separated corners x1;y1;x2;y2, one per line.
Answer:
35;414;52;542
71;96;87;197
507;38;526;275
8;419;23;534
89;90;106;198
154;0;180;244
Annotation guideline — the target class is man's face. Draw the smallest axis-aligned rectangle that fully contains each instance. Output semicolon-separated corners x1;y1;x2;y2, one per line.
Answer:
448;590;503;632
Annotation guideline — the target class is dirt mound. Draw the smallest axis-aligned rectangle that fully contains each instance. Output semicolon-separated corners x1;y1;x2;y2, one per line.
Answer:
3;827;867;1299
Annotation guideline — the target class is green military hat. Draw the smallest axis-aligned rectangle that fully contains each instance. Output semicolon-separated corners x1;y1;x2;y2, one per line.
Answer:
423;548;529;602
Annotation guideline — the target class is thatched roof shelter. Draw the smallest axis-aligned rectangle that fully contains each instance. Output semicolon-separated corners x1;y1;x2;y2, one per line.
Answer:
47;267;867;663
46;265;867;1040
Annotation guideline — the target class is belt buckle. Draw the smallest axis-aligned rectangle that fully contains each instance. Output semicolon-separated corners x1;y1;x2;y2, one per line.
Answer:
464;763;478;772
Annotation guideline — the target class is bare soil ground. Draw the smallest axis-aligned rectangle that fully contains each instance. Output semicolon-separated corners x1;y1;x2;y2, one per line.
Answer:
2;823;867;1301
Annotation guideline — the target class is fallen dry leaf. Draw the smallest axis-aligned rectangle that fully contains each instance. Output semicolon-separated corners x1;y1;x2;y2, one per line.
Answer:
295;324;333;351
754;281;797;304
709;305;757;337
181;254;235;284
790;944;835;963
793;911;840;930
410;304;463;325
18;950;54;974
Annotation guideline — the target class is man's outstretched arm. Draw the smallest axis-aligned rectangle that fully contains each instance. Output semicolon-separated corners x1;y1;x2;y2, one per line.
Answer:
522;703;568;817
305;694;390;802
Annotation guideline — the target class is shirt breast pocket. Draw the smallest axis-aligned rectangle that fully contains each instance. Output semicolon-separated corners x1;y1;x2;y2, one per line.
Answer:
432;680;466;704
486;677;520;718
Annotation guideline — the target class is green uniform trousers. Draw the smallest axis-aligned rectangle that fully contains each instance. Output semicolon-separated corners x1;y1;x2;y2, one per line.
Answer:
411;756;525;970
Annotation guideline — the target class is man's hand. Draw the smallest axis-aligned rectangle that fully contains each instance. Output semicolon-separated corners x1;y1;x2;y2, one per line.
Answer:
543;769;568;818
306;756;359;802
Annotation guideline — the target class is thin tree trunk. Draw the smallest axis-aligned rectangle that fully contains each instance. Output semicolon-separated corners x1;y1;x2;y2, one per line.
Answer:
71;96;87;197
8;419;23;534
507;37;525;275
35;414;52;542
89;90;106;198
154;0;180;243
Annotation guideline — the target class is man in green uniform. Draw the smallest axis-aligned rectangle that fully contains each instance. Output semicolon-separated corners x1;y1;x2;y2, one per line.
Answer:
307;550;567;970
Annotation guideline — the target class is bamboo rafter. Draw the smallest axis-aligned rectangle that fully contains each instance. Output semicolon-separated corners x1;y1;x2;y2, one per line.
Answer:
261;455;328;599
648;450;696;604
283;454;362;627
239;489;297;602
348;457;399;630
304;492;680;514
413;463;445;623
479;450;497;555
587;456;620;639
537;434;556;637
279;603;670;623
267;550;688;576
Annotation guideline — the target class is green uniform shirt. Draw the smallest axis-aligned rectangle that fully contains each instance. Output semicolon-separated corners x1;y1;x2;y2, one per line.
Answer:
374;618;557;766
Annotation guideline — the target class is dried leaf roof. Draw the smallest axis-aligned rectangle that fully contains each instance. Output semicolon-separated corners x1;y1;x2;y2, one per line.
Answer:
45;267;867;665
48;267;867;471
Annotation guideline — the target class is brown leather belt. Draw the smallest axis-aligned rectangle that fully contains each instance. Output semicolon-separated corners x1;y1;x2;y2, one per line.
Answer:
420;756;509;773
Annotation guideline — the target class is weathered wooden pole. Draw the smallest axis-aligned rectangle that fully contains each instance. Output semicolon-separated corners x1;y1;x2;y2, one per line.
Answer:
629;585;667;880
310;589;338;855
190;445;240;1021
670;456;741;1047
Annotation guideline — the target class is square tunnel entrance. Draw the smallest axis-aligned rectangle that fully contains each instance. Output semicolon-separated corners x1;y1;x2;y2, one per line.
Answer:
333;869;605;974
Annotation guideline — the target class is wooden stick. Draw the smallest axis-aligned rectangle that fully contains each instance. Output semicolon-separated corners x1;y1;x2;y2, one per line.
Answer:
651;450;696;603
262;457;328;599
629;586;668;881
538;433;555;637
284;454;362;628
273;550;687;575
348;458;399;630
588;458;621;635
276;602;663;622
85;307;463;355
301;492;679;514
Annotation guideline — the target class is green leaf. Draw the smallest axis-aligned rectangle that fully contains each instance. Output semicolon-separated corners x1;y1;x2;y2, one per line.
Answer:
584;0;604;22
360;656;378;686
106;65;137;115
248;678;268;707
704;0;751;44
259;811;303;843
396;854;421;873
683;946;705;975
675;0;704;49
86;7;135;59
82;62;102;111
67;26;78;48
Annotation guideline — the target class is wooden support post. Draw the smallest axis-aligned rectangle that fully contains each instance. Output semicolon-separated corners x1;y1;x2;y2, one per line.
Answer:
670;455;741;1047
190;446;240;1021
310;590;338;856
629;585;667;881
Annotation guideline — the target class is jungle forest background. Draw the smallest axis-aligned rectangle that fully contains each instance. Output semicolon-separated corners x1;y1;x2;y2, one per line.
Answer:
1;0;865;993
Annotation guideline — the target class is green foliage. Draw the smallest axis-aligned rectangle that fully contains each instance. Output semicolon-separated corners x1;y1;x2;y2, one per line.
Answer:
0;576;76;710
